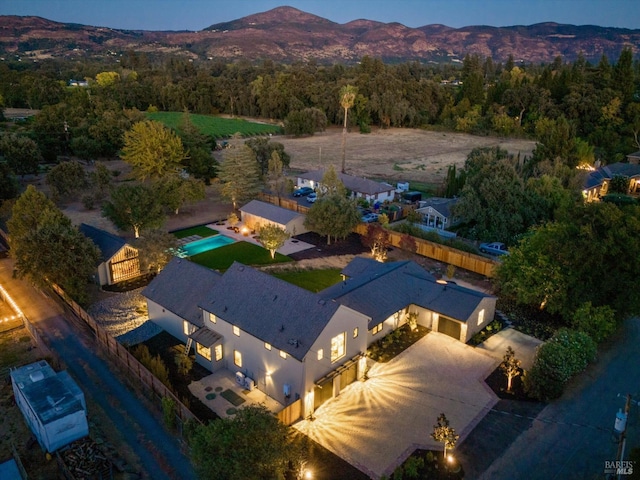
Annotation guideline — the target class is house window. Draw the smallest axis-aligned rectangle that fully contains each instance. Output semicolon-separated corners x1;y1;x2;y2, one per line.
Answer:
214;344;222;362
330;332;346;362
372;323;383;335
209;312;216;324
234;350;242;367
264;342;272;351
478;309;485;326
183;321;190;335
353;327;359;338
233;325;240;336
280;350;287;359
317;348;323;361
196;343;212;361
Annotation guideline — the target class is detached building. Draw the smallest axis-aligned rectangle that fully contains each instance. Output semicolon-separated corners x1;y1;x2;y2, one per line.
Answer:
11;361;88;453
297;169;395;204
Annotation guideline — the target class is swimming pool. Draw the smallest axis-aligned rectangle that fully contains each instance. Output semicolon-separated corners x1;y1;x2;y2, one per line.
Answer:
179;235;235;257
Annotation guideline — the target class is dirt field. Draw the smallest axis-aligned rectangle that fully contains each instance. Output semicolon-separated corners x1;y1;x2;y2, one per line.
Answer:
276;127;536;185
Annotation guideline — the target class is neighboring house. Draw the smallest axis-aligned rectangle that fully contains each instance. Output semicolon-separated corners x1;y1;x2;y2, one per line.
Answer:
297;169;396;204
239;200;309;235
143;256;495;420
582;162;640;202
415;197;460;231
79;224;141;286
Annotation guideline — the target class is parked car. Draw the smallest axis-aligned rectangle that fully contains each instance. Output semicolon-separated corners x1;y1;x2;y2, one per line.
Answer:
361;213;379;223
479;242;509;256
293;187;314;197
306;193;317;203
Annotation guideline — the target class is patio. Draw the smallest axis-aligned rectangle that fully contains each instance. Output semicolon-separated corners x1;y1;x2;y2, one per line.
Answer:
188;369;284;419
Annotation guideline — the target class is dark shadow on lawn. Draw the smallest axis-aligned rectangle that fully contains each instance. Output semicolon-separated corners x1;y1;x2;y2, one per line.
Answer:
289;232;368;260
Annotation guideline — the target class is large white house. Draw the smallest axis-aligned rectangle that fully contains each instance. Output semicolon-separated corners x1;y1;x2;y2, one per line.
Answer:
143;257;495;420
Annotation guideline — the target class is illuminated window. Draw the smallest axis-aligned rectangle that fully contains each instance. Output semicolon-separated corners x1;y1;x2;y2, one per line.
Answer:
214;344;222;362
183;321;190;335
209;312;216;324
317;348;323;360
234;350;242;367
330;332;346;362
477;309;485;326
264;342;272;350
196;343;211;361
280;350;287;359
372;323;383;335
353;327;359;338
233;325;240;336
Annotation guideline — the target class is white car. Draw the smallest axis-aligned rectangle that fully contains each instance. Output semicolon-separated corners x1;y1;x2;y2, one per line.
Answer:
306;193;317;203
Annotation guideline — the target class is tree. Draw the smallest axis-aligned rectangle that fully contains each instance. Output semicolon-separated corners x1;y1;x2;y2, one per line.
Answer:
267;151;286;200
318;164;346;198
89;163;114;201
431;413;459;460
46;161;88;201
525;328;596;401
361;223;390;262
135;229;179;274
284;107;327;136
156;175;206;215
340;84;357;173
0;134;42;176
121;121;187;181
244;137;290;176
102;183;165;238
500;346;522;392
218;144;262;210
609;174;630;194
177;110;217;183
188;404;299;480
8;186;99;304
571;302;616;344
304;194;360;245
0;162;19;201
257;223;290;259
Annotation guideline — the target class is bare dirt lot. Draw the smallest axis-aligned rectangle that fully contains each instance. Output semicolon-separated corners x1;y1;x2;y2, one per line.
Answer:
276;127;536;185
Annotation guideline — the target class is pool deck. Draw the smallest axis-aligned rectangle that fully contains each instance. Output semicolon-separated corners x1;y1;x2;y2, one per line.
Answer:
203;222;315;255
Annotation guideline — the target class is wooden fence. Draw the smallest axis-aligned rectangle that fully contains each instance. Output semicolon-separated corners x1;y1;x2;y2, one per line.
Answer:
257;193;498;277
277;398;302;426
50;284;202;428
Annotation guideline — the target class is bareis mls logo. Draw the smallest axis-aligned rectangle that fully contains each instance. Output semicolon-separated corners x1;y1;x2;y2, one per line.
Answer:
604;461;634;475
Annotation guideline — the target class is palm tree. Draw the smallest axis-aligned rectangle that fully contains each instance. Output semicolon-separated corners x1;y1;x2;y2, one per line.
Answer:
340;84;357;173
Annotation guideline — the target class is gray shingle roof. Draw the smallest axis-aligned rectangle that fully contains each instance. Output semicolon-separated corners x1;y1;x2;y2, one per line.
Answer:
583;162;640;189
79;223;128;263
299;169;395;195
240;200;303;226
142;258;222;327
198;262;340;361
416;197;459;218
320;260;492;327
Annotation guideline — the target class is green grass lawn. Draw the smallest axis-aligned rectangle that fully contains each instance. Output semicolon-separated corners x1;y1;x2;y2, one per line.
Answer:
272;269;342;292
146;111;282;138
189;241;292;270
172;225;218;239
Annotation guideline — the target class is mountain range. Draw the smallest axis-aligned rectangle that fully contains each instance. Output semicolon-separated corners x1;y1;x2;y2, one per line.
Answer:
1;6;638;64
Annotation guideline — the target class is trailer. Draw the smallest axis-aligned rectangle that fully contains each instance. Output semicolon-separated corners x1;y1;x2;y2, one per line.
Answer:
11;360;89;453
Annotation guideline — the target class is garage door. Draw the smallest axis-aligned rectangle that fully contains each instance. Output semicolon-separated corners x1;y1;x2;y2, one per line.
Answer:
339;361;357;390
438;317;461;340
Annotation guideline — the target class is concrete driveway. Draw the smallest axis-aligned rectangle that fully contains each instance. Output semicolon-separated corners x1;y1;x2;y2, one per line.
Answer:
476;326;543;370
294;332;498;479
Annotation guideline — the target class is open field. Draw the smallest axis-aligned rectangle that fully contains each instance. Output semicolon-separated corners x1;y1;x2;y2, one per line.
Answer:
276;127;536;186
146;111;282;137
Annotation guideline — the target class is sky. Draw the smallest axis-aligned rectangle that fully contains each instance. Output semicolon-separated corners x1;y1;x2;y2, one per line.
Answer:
1;0;639;31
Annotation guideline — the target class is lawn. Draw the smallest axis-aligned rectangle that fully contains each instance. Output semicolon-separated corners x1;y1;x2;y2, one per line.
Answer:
271;269;342;292
189;241;292;270
146;111;282;138
172;225;218;239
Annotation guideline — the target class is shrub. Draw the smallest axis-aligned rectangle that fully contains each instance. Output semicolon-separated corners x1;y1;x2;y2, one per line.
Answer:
175;352;193;376
132;344;172;389
525;328;596;401
161;396;177;430
571;302;616;343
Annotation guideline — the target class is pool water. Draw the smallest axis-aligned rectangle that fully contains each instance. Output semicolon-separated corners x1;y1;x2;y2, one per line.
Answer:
179;235;235;257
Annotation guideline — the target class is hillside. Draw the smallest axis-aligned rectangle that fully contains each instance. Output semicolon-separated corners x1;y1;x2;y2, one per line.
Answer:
1;6;639;64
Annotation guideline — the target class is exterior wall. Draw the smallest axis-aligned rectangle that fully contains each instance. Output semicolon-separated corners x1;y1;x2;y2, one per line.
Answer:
354;190;395;204
366;310;402;347
96;262;110;286
240;212;309;236
202;310;305;407
301;305;369;417
287;215;309;236
460;297;497;343
44;412;89;452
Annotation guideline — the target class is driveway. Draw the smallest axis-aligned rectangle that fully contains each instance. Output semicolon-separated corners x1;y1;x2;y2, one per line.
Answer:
476;326;543;370
294;331;498;479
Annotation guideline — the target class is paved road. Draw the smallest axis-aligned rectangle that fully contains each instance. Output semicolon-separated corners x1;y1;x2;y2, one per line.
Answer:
479;317;640;480
0;259;197;480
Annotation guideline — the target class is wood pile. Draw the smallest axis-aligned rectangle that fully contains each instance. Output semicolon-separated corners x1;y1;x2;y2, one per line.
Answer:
57;437;112;480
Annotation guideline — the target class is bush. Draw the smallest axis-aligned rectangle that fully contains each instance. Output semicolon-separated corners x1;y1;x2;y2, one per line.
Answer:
571;302;616;343
132;344;172;389
525;328;596;401
161;396;177;430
